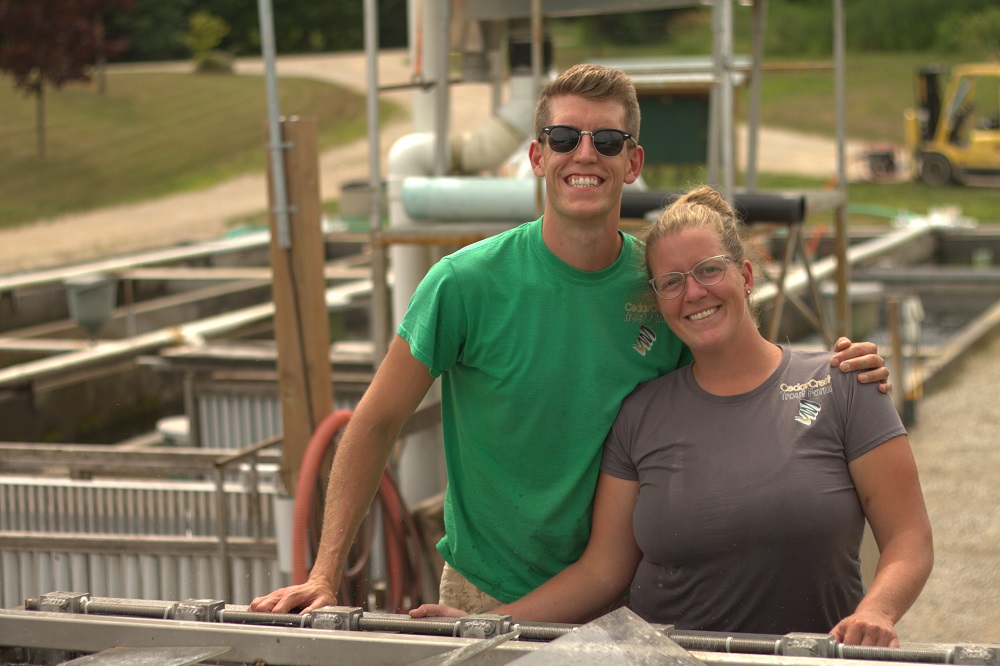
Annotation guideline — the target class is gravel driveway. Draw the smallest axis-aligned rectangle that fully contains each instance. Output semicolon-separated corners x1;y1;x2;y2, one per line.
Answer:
894;331;1000;644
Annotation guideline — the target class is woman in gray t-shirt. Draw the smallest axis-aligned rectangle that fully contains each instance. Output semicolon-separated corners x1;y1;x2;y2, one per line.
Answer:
412;186;933;647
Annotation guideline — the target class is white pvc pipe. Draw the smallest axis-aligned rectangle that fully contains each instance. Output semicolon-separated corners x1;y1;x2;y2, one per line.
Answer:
391;0;450;512
453;116;525;174
272;493;295;577
387;133;437;325
387;72;537;304
402;176;542;221
389;2;540;510
452;75;536;174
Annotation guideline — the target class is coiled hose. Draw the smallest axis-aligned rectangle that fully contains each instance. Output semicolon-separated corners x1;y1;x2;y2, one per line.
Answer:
291;409;425;612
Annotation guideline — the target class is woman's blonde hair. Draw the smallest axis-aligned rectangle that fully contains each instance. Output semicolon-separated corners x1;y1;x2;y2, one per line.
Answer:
641;185;762;318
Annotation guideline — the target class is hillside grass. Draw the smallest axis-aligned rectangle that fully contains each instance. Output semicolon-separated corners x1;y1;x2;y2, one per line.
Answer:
753;52;974;144
0;69;402;229
1;51;997;231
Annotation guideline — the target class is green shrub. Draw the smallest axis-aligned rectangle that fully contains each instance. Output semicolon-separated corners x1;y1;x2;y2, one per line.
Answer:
196;50;234;74
183;11;232;73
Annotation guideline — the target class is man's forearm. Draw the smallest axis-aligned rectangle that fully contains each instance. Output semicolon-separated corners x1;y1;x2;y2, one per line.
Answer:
308;412;402;587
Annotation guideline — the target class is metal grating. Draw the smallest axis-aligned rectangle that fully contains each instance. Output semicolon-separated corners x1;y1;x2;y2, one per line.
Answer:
0;475;282;608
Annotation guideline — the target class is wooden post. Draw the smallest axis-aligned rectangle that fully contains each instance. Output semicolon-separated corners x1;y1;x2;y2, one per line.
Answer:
887;296;905;420
266;117;333;494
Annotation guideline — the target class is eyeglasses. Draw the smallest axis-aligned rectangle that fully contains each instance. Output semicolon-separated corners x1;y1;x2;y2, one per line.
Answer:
649;255;733;300
539;125;634;157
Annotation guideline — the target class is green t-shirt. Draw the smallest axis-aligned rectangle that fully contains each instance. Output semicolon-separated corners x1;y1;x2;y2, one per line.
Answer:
398;217;691;603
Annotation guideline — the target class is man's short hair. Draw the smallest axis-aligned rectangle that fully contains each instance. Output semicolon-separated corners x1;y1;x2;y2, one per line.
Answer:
534;63;641;141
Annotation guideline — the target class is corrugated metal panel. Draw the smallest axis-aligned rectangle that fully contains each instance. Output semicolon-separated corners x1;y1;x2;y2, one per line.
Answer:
0;476;275;537
0;386;363;611
1;548;281;608
195;386;358;449
0;475;284;609
198;390;277;450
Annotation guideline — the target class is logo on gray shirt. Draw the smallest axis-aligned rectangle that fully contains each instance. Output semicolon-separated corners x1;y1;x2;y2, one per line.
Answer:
795;399;822;426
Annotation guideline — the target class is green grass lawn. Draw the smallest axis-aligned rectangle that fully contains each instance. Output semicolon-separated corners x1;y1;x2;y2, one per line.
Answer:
754;52;974;144
638;50;1000;224
0;69;401;229
643;167;1000;224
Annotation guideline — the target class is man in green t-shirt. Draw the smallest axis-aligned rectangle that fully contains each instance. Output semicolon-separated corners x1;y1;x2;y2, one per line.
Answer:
250;63;889;614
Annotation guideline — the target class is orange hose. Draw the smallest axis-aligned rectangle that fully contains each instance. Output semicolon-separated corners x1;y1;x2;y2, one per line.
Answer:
806;224;827;259
379;472;408;611
291;409;424;611
291;409;354;585
378;467;425;611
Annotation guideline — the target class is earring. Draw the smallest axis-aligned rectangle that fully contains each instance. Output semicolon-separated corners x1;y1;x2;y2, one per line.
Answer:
745;289;751;296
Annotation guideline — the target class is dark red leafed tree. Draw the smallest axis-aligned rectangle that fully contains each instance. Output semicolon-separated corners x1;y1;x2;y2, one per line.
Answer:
0;0;132;157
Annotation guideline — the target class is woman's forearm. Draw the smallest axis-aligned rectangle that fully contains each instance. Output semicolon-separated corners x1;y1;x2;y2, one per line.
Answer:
856;528;934;622
495;555;632;623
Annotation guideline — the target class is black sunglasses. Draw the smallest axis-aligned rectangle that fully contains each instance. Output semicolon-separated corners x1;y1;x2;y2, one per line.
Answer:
540;125;634;157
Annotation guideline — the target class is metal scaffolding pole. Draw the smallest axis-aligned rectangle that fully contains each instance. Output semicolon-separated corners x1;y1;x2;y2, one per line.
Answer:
364;0;391;365
833;0;851;338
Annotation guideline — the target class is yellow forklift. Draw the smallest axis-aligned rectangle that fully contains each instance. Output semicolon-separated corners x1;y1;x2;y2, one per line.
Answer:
904;62;1000;185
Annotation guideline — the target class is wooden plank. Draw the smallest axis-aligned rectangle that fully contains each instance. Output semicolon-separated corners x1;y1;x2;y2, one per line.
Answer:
0;442;282;475
0;533;277;558
266;118;334;493
0;339;90;353
0;233;270;293
121;265;371;282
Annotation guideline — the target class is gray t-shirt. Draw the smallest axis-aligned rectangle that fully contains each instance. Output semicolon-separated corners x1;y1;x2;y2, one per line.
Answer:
601;345;906;635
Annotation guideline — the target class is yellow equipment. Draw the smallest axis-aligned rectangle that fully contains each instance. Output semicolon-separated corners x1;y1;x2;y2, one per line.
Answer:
904;63;1000;185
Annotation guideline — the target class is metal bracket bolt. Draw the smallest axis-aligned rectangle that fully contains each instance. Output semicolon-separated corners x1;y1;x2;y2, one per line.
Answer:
781;633;837;658
174;599;225;622
955;645;1000;666
457;614;513;639
38;592;91;614
311;606;364;631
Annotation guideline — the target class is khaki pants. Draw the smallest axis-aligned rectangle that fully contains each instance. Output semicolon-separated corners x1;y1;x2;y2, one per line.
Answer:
437;562;630;620
438;562;504;614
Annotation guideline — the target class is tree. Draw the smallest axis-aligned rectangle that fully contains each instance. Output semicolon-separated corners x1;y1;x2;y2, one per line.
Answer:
936;7;1000;58
102;0;409;62
104;0;189;62
0;0;131;157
